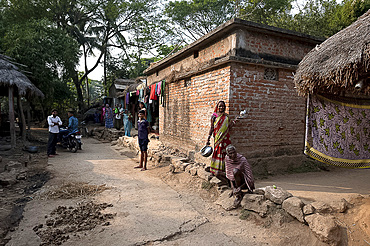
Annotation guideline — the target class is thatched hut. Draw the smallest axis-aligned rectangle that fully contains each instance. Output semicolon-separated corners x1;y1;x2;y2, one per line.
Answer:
294;10;370;168
0;54;44;148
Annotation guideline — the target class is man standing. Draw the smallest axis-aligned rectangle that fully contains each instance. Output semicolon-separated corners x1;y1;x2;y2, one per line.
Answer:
225;145;255;207
47;109;62;157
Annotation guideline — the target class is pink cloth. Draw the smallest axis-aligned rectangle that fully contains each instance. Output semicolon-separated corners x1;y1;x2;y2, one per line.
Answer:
225;153;255;191
157;81;162;95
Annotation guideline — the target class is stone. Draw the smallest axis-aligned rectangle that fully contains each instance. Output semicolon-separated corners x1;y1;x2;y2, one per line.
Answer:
305;214;342;245
185;164;193;173
189;167;198;176
188;151;195;161
241;194;275;217
253;187;265;195
4;161;23;171
0;156;2;162
271;209;294;226
311;201;332;214
197;168;212;181
264;186;292;204
0;170;19;186
303;204;315;215
215;189;235;210
282;197;305;223
180;163;190;171
210;177;222;185
329;199;349;213
162;155;172;164
169;164;175;173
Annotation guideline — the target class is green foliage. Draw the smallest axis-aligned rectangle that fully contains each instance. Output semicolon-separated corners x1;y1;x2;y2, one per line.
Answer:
238;0;293;25
1;17;80;108
165;0;235;41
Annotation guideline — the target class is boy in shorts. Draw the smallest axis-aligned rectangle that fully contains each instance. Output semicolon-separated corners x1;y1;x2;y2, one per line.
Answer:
135;110;150;171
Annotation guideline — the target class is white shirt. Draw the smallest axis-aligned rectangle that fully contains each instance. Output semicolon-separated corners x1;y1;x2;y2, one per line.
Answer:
47;115;62;133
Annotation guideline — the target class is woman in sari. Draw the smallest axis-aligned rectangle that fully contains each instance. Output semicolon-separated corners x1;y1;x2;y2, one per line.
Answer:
206;101;237;177
104;104;114;128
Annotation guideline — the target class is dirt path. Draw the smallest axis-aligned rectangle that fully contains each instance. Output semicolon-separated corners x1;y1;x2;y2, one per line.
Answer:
5;137;369;245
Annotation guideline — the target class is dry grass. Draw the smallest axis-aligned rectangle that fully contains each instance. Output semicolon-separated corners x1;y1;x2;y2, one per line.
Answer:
38;182;110;200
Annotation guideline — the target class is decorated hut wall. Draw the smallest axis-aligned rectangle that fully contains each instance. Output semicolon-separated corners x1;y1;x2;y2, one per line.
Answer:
294;10;370;168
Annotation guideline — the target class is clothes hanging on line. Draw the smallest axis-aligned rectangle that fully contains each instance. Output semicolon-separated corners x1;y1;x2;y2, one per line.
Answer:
150;84;157;100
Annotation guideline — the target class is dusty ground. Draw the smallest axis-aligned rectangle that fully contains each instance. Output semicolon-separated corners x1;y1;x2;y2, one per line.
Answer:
1;131;370;246
0;129;49;246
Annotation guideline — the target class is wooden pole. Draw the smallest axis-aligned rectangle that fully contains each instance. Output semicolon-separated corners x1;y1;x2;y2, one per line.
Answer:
26;101;31;131
8;86;16;148
17;95;27;144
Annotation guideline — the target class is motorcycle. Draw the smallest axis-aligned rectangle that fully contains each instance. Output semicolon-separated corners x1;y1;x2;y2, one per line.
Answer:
58;127;82;153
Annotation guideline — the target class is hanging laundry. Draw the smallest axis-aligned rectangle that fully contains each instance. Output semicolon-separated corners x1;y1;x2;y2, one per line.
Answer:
126;92;130;105
157;81;162;96
150;84;158;100
161;80;166;106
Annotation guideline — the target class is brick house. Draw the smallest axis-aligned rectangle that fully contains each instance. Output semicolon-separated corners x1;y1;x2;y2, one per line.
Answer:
144;18;323;174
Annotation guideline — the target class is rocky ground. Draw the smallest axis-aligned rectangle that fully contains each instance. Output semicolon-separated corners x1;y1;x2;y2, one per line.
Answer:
0;127;369;246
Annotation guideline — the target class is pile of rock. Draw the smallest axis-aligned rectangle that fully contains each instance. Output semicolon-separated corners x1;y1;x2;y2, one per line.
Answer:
116;135;188;166
215;185;349;246
93;128;124;142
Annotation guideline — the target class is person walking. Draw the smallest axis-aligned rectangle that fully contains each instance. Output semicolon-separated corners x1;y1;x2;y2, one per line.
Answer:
47;109;62;157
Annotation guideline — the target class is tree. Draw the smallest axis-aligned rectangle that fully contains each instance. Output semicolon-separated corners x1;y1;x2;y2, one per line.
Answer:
165;0;235;42
238;0;293;26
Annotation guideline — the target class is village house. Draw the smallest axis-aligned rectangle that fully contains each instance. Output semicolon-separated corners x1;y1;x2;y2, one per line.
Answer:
109;78;135;106
144;18;323;174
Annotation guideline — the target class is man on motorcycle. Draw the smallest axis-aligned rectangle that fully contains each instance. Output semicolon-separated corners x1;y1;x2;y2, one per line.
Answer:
67;110;79;134
59;109;78;143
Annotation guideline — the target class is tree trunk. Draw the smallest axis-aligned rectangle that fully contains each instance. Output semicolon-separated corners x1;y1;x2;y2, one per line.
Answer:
103;47;107;96
8;86;16;148
17;96;27;144
83;44;90;107
73;71;85;111
26;101;31;132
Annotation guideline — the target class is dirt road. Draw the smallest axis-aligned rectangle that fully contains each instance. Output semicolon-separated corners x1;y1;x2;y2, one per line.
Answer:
5;137;369;245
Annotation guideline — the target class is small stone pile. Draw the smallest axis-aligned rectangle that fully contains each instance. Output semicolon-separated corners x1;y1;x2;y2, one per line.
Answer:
215;185;350;246
93;128;124;142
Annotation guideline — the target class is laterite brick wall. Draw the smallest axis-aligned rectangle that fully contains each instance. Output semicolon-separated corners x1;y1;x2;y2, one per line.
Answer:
159;65;231;150
229;63;306;160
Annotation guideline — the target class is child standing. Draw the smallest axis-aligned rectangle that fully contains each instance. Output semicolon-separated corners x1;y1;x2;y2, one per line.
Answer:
135;110;150;171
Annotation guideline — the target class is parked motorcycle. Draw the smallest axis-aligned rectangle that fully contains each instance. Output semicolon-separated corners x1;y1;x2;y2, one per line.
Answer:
59;127;82;153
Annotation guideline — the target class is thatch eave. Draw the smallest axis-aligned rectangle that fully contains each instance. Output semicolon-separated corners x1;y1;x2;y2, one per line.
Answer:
294;10;370;97
0;55;44;98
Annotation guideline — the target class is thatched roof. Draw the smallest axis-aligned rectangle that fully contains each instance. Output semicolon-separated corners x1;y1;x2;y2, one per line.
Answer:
0;54;44;97
294;10;370;96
